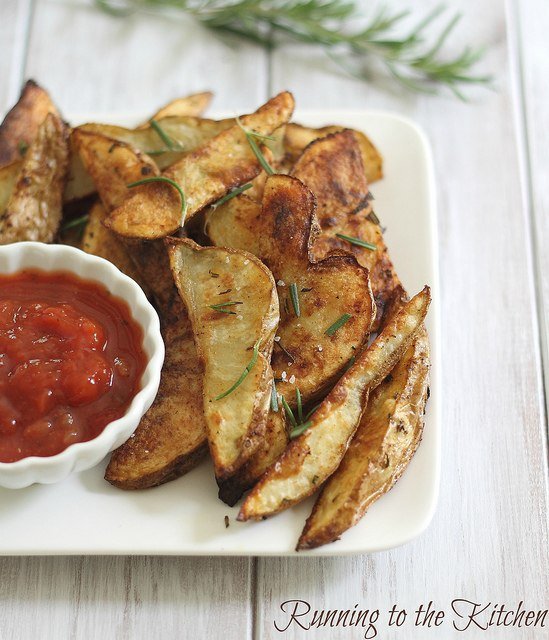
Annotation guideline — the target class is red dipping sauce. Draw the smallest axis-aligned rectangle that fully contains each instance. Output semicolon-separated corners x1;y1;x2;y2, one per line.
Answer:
0;270;147;463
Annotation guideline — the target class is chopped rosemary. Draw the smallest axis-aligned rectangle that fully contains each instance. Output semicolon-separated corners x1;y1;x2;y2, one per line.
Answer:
209;269;219;278
304;403;321;422
289;283;300;317
17;140;28;156
150;119;183;150
61;213;89;232
281;389;313;440
236;118;274;175
367;211;380;225
127;176;187;226
344;354;356;372
209;301;243;315
270;380;279;412
325;313;352;336
211;183;253;209
335;233;376;251
214;339;261;400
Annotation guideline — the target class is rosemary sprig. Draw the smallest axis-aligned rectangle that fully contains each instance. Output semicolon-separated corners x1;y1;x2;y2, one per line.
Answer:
214;338;261;400
236;118;274;175
366;210;380;225
211;183;253;209
127;176;187;226
289;282;300;317
336;233;376;251
209;301;243;315
96;1;492;98
325;313;352;336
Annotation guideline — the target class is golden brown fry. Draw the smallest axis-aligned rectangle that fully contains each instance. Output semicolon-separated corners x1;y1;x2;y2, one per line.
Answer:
297;327;430;550
238;287;431;521
0;112;69;244
204;194;262;255
284;122;383;184
0;161;22;213
167;238;279;481
291;129;400;330
0;80;60;166
137;91;214;126
104;91;295;239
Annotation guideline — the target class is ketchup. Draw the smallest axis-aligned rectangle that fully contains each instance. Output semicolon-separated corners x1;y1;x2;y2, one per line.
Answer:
0;269;147;462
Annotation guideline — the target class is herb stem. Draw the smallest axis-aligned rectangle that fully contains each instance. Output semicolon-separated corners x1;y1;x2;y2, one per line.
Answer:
214;339;261;400
335;233;376;251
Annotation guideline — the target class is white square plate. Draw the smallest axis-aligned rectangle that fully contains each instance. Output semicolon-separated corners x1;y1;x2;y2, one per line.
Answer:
0;110;440;556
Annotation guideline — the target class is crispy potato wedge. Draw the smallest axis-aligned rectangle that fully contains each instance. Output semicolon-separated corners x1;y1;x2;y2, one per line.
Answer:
81;200;150;294
297;327;430;550
168;237;279;481
238;287;430;521
137;91;214;126
105;311;209;489
218;408;289;506
104;91;295;239
284;122;383;184
258;174;375;406
0;112;69;244
291;130;400;330
0;80;60;166
72;127;209;489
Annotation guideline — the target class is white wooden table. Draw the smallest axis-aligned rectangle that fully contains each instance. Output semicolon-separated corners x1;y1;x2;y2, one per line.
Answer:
1;0;547;638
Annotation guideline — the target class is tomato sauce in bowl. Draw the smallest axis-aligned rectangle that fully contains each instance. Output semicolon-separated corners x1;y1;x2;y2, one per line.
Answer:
0;269;147;463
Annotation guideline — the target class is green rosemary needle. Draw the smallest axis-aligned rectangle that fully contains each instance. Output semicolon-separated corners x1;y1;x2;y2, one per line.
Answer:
214;339;261;400
61;213;89;232
211;183;253;209
270;380;279;412
295;388;303;423
127;176;187;225
236;118;275;175
335;233;376;251
325;313;352;336
289;283;300;317
209;301;243;315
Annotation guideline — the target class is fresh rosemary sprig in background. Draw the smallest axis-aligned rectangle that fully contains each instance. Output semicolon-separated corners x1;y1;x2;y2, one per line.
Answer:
96;0;492;98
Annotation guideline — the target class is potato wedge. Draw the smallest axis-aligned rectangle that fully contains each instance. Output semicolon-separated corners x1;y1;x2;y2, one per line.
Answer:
297;327;430;550
258;174;375;406
81;201;150;294
72;127;209;489
168;238;279;481
0;112;69;244
105;311;209;489
137;91;214;126
104;91;295;239
0;80;60;166
204;194;262;255
218;408;289;506
291;130;400;330
284;122;383;184
238;287;431;521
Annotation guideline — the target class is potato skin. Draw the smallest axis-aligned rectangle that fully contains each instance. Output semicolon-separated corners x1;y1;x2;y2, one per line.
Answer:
297;327;430;550
0;112;69;244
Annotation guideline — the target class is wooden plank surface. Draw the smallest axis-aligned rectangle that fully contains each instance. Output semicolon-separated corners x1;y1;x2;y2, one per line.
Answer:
511;0;549;411
1;0;547;638
260;0;549;637
0;0;33;111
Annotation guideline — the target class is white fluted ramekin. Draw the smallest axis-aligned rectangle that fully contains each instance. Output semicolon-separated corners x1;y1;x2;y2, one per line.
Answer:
0;242;164;489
